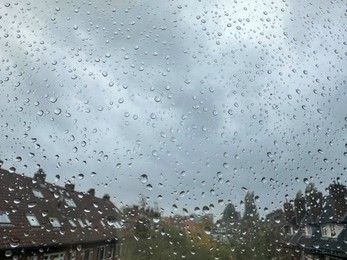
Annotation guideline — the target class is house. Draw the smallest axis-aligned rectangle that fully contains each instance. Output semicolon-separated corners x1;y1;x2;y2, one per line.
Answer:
0;168;122;259
210;224;230;244
283;183;347;260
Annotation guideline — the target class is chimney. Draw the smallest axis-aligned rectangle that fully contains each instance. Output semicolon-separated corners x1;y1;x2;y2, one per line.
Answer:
34;168;46;183
294;194;306;225
65;183;75;192
306;190;323;223
103;193;110;201
328;183;347;221
88;188;95;196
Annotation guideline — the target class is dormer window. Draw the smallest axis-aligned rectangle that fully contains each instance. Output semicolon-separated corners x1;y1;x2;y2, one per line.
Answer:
321;224;342;238
304;226;312;237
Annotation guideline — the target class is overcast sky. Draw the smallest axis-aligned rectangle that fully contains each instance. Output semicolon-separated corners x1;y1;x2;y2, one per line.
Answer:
0;0;346;219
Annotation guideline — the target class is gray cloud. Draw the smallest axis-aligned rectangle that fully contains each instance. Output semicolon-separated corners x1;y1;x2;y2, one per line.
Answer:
0;0;346;219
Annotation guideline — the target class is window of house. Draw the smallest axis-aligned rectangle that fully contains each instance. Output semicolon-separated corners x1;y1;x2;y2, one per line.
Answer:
107;218;122;229
82;249;93;260
97;246;105;260
32;189;44;199
43;252;65;260
321;224;340;238
78;219;86;228
330;224;336;237
65;198;76;208
321;225;329;237
114;221;122;229
0;0;345;260
0;212;11;225
49;217;61;228
26;213;40;227
304;226;312;237
68;219;77;228
108;245;114;258
70;251;76;260
115;244;121;258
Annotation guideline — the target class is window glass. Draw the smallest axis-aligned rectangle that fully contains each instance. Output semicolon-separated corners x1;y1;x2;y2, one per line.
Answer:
49;217;61;228
68;219;77;227
26;214;40;227
0;212;11;225
78;219;86;228
97;247;105;260
0;0;345;259
32;189;44;199
65;198;76;208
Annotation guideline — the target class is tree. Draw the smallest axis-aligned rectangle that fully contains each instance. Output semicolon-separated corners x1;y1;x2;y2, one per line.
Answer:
222;203;240;223
305;183;323;222
243;191;259;222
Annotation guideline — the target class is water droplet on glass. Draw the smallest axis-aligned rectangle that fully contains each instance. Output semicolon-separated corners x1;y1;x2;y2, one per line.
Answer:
140;174;148;184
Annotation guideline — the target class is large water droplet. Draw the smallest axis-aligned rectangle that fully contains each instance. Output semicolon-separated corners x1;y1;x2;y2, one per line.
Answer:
140;174;148;184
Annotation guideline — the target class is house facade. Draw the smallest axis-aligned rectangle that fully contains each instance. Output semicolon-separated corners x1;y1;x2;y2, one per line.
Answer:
0;168;122;259
283;184;347;260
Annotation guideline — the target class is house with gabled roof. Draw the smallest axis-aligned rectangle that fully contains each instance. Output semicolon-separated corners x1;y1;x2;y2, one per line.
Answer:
0;168;123;259
283;183;347;260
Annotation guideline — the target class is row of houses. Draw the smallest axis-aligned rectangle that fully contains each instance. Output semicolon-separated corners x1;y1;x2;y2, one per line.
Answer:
283;183;347;259
203;183;347;259
0;168;122;259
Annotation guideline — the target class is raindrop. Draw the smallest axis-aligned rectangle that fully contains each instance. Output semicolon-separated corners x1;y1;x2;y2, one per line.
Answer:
54;108;62;115
204;226;211;235
28;202;37;208
10;239;19;248
140;174;148;184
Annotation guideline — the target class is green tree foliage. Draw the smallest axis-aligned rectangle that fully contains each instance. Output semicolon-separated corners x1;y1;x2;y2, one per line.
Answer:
122;222;231;260
243;191;259;222
121;204;231;260
222;203;239;223
221;192;291;260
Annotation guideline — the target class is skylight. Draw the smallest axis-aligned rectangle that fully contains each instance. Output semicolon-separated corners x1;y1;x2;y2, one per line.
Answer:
0;212;11;224
50;217;61;228
32;188;44;198
78;218;86;228
26;213;40;227
85;219;92;226
68;219;77;227
65;198;76;208
107;219;122;229
114;221;122;229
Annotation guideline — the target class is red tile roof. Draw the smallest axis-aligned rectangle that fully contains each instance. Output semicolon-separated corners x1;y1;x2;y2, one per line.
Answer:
0;168;121;251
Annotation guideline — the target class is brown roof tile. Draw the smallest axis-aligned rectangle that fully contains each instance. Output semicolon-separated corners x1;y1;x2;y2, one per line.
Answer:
0;168;122;251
